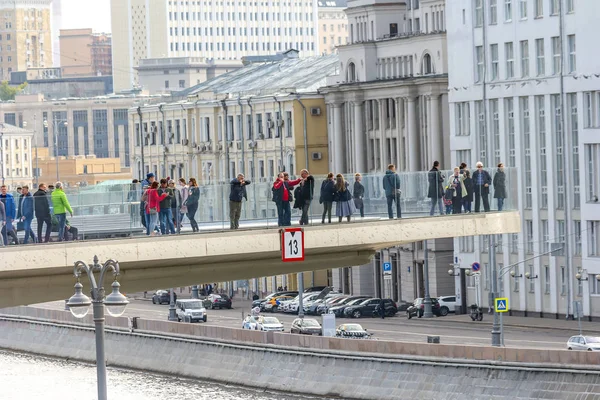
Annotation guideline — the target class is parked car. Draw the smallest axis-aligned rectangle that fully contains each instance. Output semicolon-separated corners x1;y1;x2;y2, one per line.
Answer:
436;296;457;315
304;286;329;293
567;335;600;351
328;297;371;317
290;318;323;335
406;298;442;319
252;291;298;309
175;299;207;323
151;290;177;305
344;298;397;318
281;293;320;314
307;295;347;315
262;295;295;312
336;323;372;339
208;294;232;309
242;315;284;331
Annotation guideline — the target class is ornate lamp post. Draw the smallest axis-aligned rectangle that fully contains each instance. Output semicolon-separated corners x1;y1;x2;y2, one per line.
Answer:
67;256;129;400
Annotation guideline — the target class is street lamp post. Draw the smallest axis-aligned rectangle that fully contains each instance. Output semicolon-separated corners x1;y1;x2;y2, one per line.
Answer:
422;239;433;318
67;255;129;400
43;119;68;182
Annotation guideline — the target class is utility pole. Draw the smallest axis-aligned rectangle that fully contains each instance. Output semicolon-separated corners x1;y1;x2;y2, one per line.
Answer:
490;234;501;346
422;240;433;318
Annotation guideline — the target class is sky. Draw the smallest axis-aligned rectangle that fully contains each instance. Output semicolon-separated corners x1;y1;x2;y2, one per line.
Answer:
60;0;112;33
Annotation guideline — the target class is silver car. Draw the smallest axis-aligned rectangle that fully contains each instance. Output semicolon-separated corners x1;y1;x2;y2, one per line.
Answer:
567;335;600;351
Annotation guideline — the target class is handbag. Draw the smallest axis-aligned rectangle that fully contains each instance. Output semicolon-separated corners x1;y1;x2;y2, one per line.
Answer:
149;207;158;215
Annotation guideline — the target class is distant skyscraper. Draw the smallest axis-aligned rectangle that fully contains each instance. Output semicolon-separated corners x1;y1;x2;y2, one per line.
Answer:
110;0;320;92
52;0;62;68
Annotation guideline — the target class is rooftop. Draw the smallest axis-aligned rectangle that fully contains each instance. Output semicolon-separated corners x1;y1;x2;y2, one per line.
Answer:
318;0;347;7
178;53;340;98
0;123;33;135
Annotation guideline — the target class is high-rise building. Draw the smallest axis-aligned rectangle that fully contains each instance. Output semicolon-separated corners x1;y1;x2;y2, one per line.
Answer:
51;0;62;68
321;0;451;304
317;0;348;55
447;0;600;318
111;0;320;92
59;29;112;77
0;0;54;81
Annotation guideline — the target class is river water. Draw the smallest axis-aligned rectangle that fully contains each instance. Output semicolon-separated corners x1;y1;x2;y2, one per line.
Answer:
0;350;328;400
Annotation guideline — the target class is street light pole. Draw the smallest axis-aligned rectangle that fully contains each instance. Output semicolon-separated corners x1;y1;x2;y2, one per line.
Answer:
490;234;501;346
66;255;129;400
168;287;177;321
422;239;433;318
0;129;4;187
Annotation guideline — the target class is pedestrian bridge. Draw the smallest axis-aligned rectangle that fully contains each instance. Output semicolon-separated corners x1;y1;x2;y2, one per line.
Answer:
0;211;520;308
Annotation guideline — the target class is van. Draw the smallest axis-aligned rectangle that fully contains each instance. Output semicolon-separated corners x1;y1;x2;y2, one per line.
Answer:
175;299;208;323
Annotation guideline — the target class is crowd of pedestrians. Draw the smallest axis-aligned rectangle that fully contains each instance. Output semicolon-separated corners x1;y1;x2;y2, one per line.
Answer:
0;182;76;246
427;161;506;216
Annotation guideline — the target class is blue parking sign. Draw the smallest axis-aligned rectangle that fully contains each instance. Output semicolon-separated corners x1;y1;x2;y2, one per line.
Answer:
383;262;392;276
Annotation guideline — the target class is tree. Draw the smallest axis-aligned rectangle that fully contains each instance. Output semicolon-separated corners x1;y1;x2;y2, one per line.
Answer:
0;81;27;101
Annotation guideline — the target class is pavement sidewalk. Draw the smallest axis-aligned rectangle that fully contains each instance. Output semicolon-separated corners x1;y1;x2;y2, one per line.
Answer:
442;313;600;332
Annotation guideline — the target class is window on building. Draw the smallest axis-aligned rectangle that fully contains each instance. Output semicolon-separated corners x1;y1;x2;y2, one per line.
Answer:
455;102;470;136
505;42;514;79
541;219;549;252
475;46;484;83
490;0;498;24
511;233;519;254
584;144;600;204
551;36;561;75
520;0;527;18
490;44;499;81
179;80;185;88
165;80;170;89
286;111;292;137
536;96;548;208
505;98;515;167
504;0;512;21
476;101;487;163
568;35;576;73
536;38;545;76
551;94;565;208
490;99;500;164
574;220;582;255
535;0;543;17
591;277;600;295
526;219;534;253
475;0;484;26
528;265;535;292
513;266;520;292
459;236;475;253
567;93;580;207
256;113;263;137
544;265;550;293
567;0;575;13
550;0;559;15
561;266;567;295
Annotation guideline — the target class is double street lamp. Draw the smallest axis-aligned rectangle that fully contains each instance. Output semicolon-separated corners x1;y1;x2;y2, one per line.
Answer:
67;256;129;400
43;119;68;182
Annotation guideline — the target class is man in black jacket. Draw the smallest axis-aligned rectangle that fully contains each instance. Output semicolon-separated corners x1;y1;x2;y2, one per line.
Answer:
229;173;251;229
472;161;492;212
34;183;52;243
298;169;314;226
427;161;445;216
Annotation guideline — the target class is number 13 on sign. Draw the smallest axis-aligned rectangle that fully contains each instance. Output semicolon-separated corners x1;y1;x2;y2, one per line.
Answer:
281;228;305;262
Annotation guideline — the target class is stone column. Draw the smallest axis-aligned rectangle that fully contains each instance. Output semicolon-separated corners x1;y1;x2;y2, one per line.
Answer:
429;94;442;165
333;104;344;173
354;101;366;173
407;96;419;171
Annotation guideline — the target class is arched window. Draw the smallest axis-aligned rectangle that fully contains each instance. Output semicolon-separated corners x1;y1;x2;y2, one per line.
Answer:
422;54;433;75
347;62;356;82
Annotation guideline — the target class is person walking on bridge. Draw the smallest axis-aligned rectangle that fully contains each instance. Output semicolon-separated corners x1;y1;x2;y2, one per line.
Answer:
34;183;52;243
0;198;5;247
273;172;301;227
472;162;492;212
0;185;18;245
229;173;251;230
298;169;314;226
18;185;36;244
319;172;335;224
51;182;73;242
383;164;402;219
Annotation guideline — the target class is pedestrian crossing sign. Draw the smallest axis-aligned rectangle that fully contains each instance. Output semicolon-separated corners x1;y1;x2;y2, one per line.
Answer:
495;297;509;313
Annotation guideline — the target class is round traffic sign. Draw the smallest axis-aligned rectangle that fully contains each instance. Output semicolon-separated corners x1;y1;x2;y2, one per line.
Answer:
472;262;481;272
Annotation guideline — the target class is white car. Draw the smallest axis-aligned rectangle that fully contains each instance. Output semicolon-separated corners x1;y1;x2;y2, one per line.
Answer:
284;293;320;313
242;315;284;331
436;296;458;316
567;335;600;351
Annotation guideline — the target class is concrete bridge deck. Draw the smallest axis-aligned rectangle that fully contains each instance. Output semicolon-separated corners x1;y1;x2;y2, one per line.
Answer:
0;211;520;308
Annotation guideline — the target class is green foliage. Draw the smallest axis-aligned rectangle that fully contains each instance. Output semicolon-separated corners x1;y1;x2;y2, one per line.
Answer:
0;81;27;101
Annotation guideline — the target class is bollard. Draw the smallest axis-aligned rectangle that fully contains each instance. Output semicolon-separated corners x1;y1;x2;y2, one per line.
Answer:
427;336;440;344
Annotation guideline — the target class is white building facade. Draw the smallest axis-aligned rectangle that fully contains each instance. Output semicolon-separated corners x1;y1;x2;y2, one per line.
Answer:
0;123;34;189
447;0;600;318
111;0;320;92
322;0;454;305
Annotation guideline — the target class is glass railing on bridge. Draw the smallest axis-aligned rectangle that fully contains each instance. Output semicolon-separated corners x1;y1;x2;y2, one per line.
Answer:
1;167;517;244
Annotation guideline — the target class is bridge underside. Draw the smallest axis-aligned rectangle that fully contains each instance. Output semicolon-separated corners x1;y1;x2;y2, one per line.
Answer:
0;212;520;308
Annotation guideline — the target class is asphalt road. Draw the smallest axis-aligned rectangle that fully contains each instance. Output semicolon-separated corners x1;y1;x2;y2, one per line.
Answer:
30;298;579;350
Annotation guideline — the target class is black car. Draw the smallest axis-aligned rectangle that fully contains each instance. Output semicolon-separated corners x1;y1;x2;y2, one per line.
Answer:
209;294;232;309
252;291;298;308
328;296;371;317
406;298;442;319
152;290;177;305
290;318;323;335
344;298;398;318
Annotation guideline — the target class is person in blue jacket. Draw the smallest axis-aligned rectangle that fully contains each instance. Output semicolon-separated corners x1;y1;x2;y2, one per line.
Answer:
18;185;36;244
0;184;18;245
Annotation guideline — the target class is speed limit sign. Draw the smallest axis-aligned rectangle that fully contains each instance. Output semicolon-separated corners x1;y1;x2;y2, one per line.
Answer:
281;228;304;262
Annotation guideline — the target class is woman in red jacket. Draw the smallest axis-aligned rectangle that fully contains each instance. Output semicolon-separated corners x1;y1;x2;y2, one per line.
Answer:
144;181;168;236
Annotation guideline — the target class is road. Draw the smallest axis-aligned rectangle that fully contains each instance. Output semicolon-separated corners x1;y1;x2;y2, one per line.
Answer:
29;297;583;350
